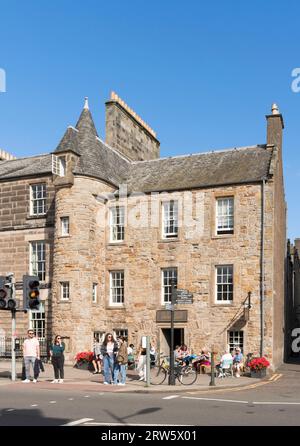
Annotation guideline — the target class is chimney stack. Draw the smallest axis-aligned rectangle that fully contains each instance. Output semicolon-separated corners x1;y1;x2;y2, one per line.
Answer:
105;91;160;161
266;103;284;153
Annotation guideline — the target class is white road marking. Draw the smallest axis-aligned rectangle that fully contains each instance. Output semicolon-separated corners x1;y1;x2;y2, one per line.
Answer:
253;401;300;406
49;401;56;404
182;396;248;404
6;409;15;412
162;395;179;400
31;404;38;407
68;398;74;401
84;422;192;426
84;395;90;398
62;418;94;426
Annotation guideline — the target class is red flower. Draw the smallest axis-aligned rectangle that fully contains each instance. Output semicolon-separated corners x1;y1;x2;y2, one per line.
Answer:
75;351;93;363
248;357;270;371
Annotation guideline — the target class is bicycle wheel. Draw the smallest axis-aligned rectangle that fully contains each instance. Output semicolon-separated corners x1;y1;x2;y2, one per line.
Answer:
179;365;198;385
150;366;167;385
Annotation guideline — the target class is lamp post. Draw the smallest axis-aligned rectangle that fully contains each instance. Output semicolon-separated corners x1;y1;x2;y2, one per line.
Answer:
209;345;216;387
169;280;176;385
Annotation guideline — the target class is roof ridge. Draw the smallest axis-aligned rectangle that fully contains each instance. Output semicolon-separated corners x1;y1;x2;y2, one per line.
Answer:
0;153;50;163
131;144;266;164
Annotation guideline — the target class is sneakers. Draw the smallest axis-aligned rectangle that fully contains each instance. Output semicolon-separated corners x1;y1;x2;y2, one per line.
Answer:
22;379;30;383
51;379;58;384
138;376;144;381
117;383;125;386
33;379;37;383
58;379;64;383
103;381;110;385
93;371;98;374
235;374;240;378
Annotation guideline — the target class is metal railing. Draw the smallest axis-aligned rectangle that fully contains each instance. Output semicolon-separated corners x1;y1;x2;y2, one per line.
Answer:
0;336;50;359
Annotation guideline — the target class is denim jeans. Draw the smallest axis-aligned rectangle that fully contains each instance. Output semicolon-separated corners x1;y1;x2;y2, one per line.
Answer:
103;355;115;383
113;363;127;384
24;356;36;380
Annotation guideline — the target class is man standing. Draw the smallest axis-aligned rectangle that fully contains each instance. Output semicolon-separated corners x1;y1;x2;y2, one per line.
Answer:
22;329;40;383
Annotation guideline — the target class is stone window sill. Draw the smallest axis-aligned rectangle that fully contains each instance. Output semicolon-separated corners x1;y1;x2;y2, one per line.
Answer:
211;234;235;240
107;242;126;246
27;214;47;220
159;238;180;243
106;305;126;310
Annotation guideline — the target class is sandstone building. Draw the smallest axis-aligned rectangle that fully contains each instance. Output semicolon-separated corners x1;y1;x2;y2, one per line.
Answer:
0;94;286;369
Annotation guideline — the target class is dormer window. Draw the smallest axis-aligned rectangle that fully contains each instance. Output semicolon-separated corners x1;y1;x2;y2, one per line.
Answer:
52;154;66;177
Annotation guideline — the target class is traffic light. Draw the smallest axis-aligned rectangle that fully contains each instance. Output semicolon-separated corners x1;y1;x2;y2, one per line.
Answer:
23;275;40;310
0;275;17;310
0;276;7;310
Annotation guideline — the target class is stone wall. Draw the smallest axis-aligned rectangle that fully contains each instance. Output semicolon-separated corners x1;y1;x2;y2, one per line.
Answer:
105;99;160;161
0;176;55;337
50;176;282;367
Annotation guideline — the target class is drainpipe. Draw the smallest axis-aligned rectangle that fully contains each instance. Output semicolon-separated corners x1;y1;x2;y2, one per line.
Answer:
260;178;266;357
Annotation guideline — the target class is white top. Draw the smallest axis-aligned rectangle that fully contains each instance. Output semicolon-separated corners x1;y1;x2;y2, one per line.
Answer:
106;342;114;356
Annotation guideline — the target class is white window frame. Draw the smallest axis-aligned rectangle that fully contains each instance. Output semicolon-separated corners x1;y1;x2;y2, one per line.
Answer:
30;241;46;281
92;283;98;303
161;268;178;304
52;154;66;177
60;282;70;301
113;328;128;339
110;271;124;306
110;206;125;242
30;184;46;216
29;303;45;340
216;197;234;235
61;216;70;236
228;330;244;353
162;201;178;239
215;265;233;304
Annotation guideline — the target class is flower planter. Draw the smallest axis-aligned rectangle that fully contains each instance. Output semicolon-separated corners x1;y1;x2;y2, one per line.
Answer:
250;368;267;379
75;361;90;370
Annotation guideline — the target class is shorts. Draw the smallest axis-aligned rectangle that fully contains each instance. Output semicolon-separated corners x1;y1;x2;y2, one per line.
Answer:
93;354;102;361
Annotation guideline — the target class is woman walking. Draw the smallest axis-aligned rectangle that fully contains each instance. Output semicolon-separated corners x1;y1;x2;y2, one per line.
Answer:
92;337;102;374
50;335;65;383
113;337;128;386
100;333;118;385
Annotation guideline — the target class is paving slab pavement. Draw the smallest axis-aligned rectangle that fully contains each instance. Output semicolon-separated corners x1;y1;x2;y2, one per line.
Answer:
0;360;268;393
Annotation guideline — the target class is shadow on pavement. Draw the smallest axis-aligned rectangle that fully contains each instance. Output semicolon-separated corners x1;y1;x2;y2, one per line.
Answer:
104;406;162;425
0;408;71;426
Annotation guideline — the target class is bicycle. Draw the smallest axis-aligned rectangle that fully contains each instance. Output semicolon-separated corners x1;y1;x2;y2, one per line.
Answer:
150;357;198;385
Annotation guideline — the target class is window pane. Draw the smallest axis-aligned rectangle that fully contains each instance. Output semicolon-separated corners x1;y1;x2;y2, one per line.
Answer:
217;198;234;234
162;268;177;303
110;207;125;242
30;242;46;281
216;265;233;302
110;272;124;304
31;184;46;216
163;201;178;238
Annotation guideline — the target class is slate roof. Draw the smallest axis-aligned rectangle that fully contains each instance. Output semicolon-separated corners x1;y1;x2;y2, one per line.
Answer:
0;103;273;191
0;154;52;180
126;146;272;193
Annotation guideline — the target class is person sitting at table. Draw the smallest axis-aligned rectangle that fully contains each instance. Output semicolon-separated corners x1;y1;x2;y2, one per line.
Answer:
232;347;244;378
216;348;233;377
193;348;211;372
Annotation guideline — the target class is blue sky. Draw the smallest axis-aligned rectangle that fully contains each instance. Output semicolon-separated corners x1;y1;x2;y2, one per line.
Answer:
0;0;299;239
